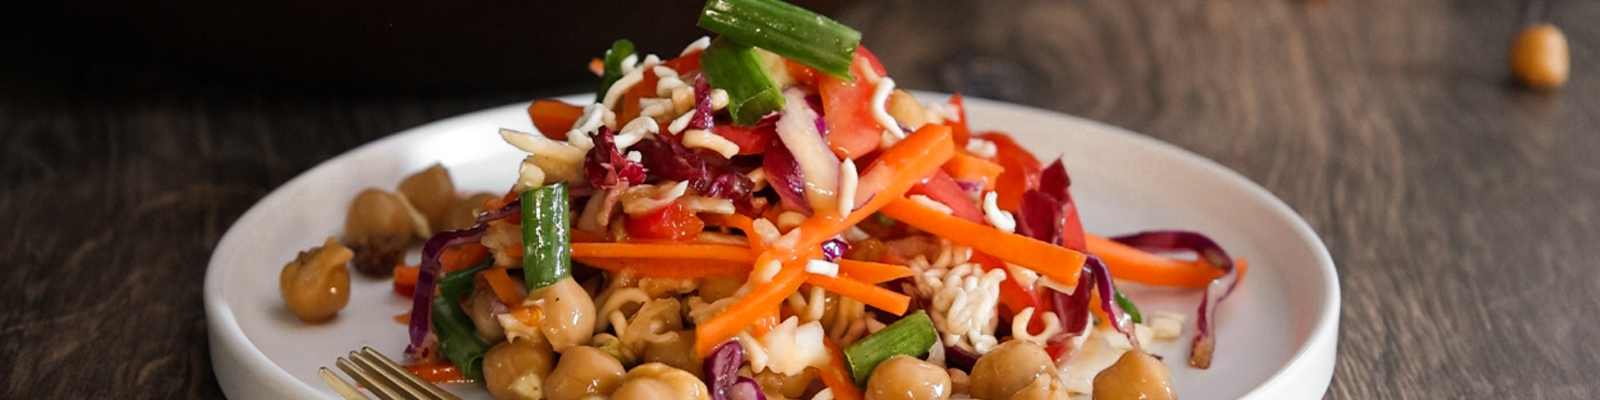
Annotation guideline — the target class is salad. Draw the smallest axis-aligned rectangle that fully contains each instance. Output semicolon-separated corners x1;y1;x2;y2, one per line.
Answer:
277;0;1247;399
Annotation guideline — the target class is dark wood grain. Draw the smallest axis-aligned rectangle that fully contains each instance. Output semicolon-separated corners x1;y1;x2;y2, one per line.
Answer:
3;0;1597;398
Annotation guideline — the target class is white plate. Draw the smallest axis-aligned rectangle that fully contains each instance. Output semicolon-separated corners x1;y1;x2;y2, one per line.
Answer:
205;93;1339;399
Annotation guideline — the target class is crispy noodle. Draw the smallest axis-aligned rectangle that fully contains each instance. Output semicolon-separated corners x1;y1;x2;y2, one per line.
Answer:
1010;307;1063;346
908;241;1007;354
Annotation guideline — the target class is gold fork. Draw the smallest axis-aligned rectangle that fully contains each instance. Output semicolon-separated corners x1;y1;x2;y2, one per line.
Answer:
317;346;463;400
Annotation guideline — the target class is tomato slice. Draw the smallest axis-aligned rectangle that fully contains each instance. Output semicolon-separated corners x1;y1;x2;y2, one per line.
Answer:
817;46;892;160
908;171;984;224
527;99;583;141
712;121;774;155
947;94;971;147
1059;197;1088;252
662;50;702;74
979;132;1042;212
972;252;1048;334
625;201;705;242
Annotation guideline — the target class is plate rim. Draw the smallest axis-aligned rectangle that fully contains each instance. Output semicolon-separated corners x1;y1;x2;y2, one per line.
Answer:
204;92;1340;399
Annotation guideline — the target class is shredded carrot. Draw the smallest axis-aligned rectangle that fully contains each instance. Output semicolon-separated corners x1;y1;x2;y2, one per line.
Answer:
570;242;754;262
752;307;781;336
942;150;1005;191
405;363;470;384
479;267;525;305
482;189;520;212
695;261;808;356
587;57;604;76
881;197;1086;286
573;257;751;279
818;338;865;400
806;274;911;315
440;243;489;273
701;213;762;250
836;259;913;284
1085;234;1239;288
392;311;410;324
507;304;543;327
392;265;419;297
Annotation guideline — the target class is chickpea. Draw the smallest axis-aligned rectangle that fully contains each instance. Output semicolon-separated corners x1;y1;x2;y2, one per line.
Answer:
865;355;952;400
887;89;929;130
969;341;1056;400
1008;375;1071;400
278;237;352;322
469;275;508;342
753;367;816;399
483;339;557;400
442;193;496;232
618;363;710;400
545;346;626;400
345;189;416;241
344;189;416;276
611;377;678;400
643;330;702;379
398;164;458;233
536;278;597;352
696;276;744;303
1509;23;1569;90
1091;351;1175;400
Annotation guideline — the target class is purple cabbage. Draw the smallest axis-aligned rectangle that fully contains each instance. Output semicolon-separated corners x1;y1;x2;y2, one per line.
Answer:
762;135;811;214
703;340;764;400
404;199;522;359
690;75;714;131
1015;190;1063;245
583;126;646;189
728;377;767;400
943;345;981;372
1044;257;1139;359
820;237;850;261
634;134;754;200
1110;230;1238;369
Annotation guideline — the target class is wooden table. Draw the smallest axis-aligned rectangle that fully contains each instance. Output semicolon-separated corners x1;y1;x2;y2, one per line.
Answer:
3;0;1596;398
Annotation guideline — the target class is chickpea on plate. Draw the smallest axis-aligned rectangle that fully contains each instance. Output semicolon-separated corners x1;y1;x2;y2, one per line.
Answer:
280;0;1247;399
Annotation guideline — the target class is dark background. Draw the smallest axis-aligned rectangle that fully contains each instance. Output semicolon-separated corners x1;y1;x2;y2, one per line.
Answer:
4;0;1599;398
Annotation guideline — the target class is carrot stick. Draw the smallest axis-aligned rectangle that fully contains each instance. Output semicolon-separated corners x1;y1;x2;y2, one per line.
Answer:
405;363;470;384
527;99;584;140
479;267;525;305
836;259;913;284
774;124;955;264
818;338;865;400
881;197;1086;286
1085;234;1230;288
942;150;1005;191
570;242;754;263
696;126;954;356
695;261;808;356
574;257;751;279
806;274;911;315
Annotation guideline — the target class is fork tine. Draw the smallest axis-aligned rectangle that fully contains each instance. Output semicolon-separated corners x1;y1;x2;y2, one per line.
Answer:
336;356;405;400
357;347;464;400
318;367;373;400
